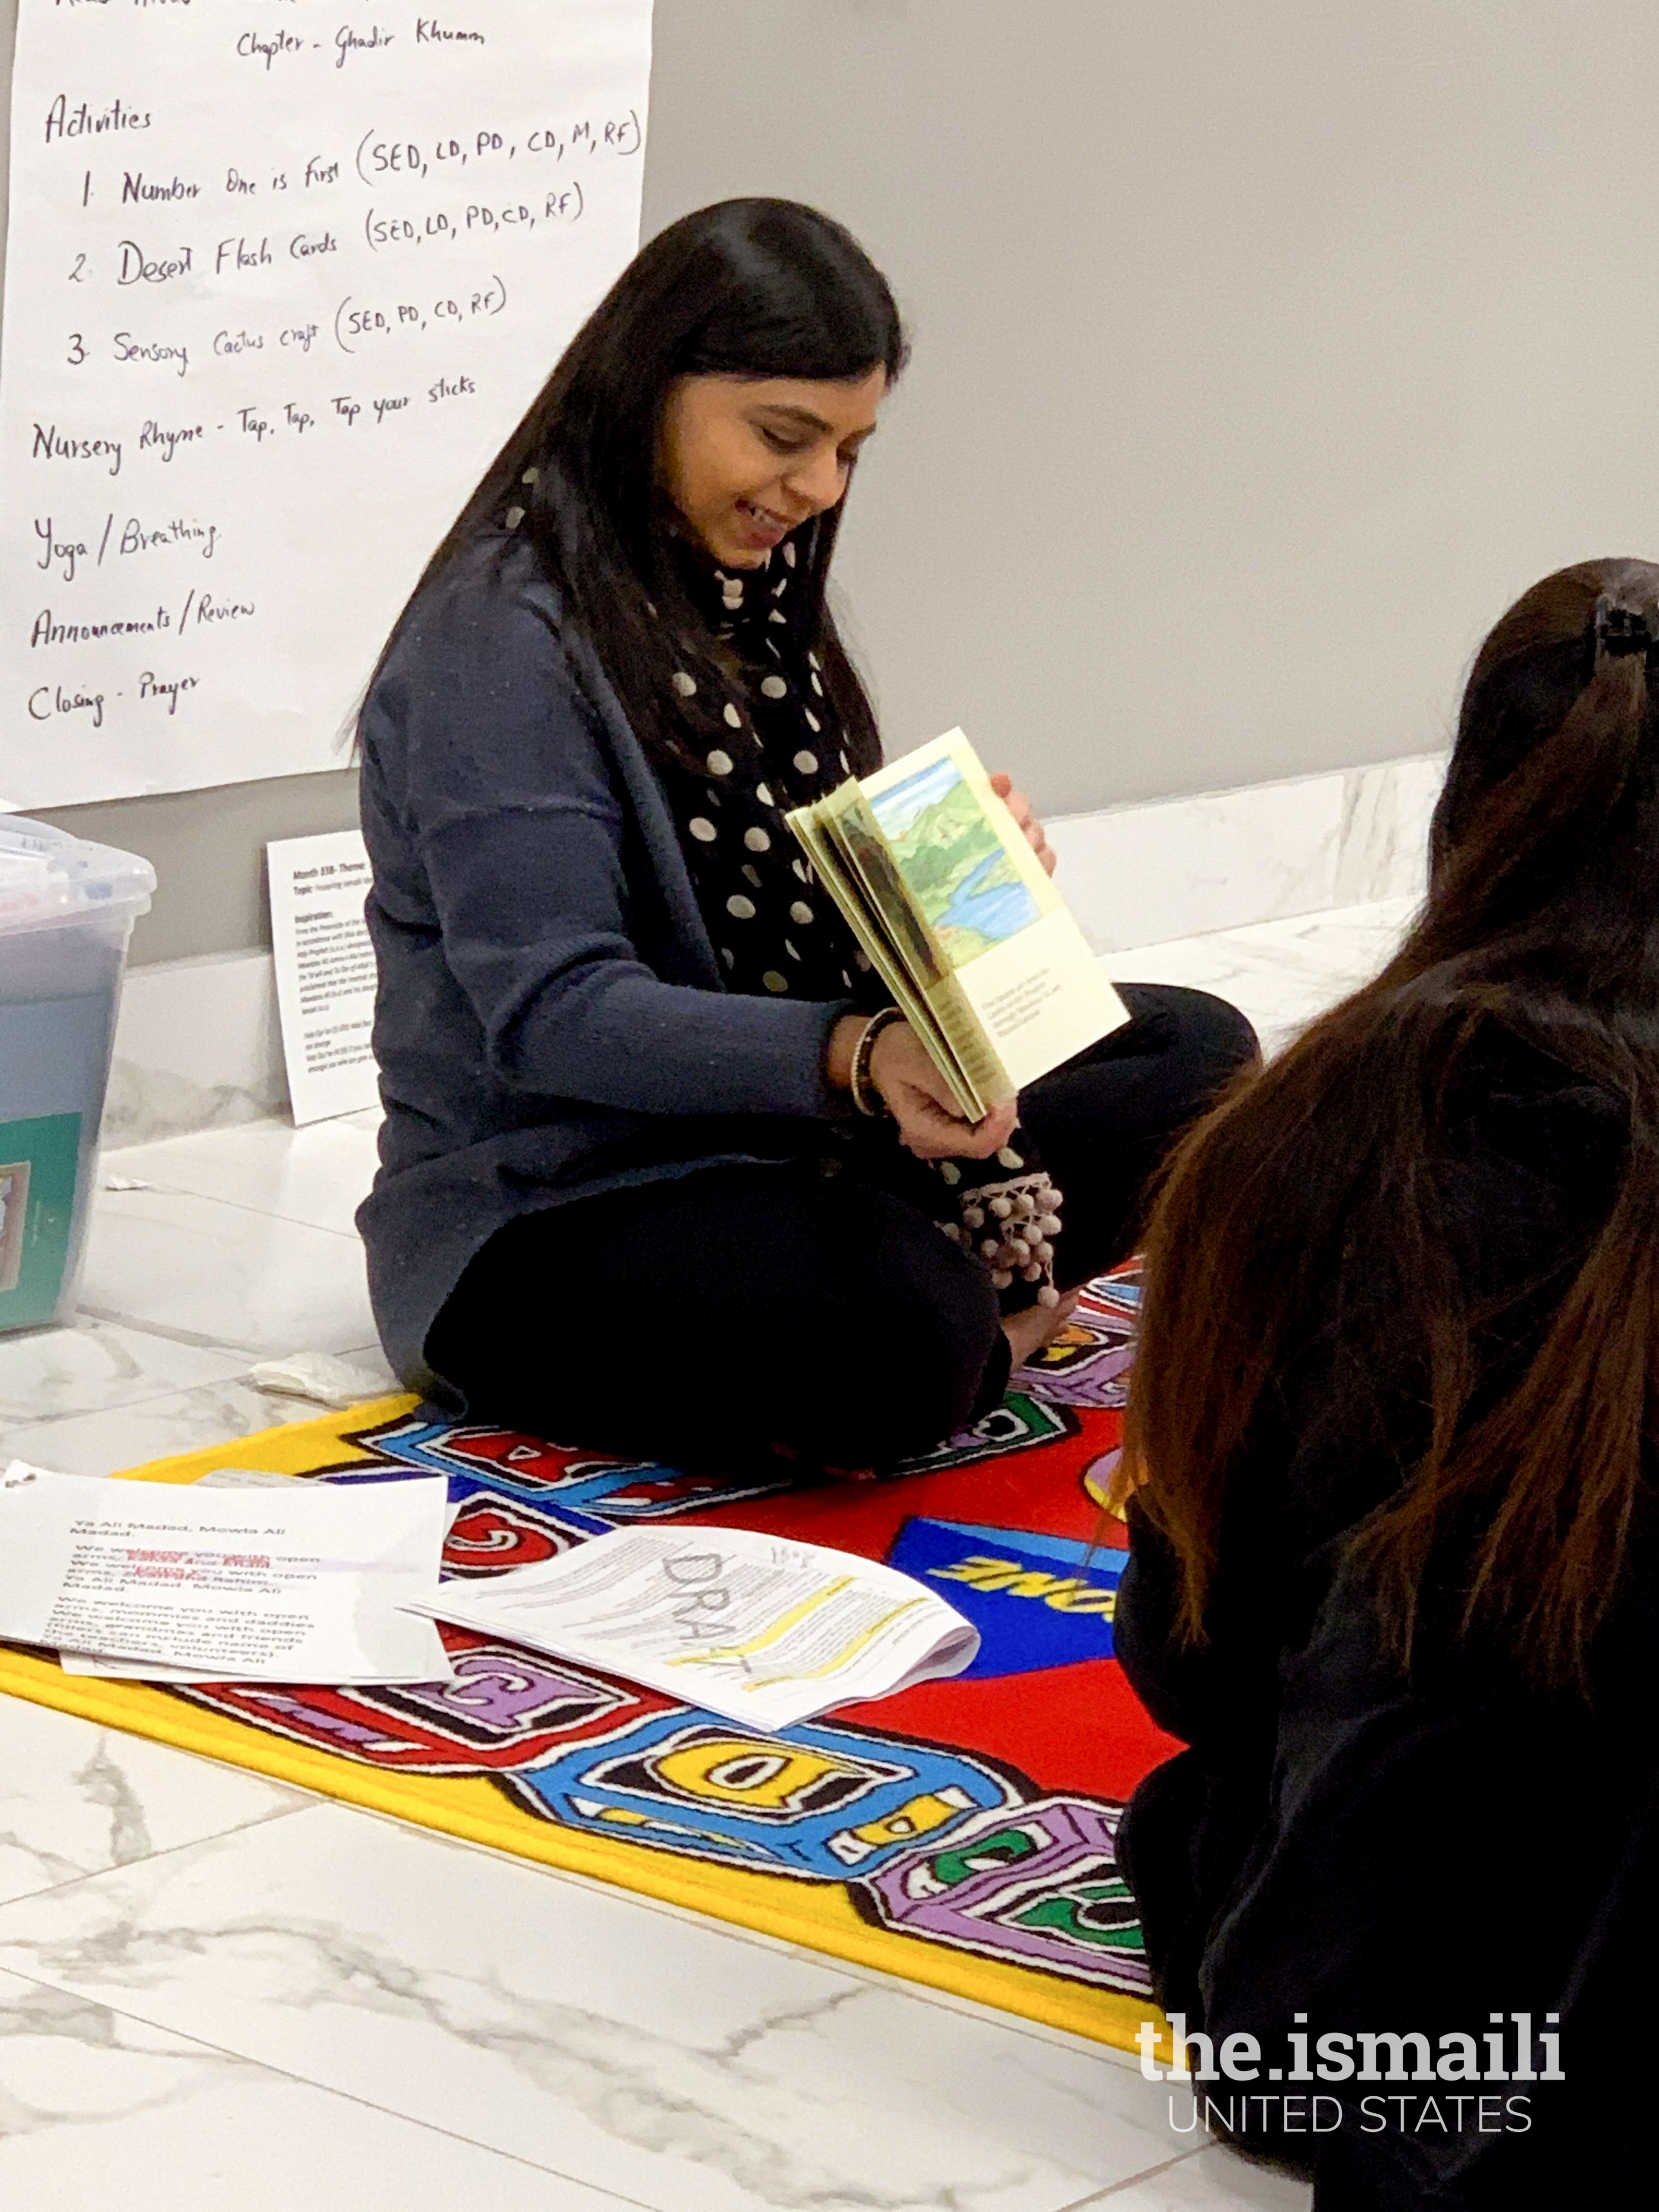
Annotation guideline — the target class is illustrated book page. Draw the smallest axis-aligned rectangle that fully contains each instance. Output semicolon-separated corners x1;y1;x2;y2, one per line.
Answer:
789;729;1128;1113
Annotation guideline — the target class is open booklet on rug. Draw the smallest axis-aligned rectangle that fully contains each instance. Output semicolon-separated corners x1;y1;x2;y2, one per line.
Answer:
414;1524;981;1730
786;728;1130;1119
0;1458;452;1684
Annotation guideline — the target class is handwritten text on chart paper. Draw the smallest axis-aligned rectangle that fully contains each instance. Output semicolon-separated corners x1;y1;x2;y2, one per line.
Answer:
0;1;653;808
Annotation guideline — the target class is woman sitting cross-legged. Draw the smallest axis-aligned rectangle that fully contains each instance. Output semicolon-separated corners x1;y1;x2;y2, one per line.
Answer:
356;197;1255;1470
1113;558;1659;2207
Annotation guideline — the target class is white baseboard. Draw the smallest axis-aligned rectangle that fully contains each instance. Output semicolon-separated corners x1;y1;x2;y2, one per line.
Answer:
1047;752;1446;955
104;948;289;1148
99;751;1449;1143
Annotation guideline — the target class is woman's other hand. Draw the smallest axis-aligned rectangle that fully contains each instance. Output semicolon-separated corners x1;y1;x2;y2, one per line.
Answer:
990;773;1057;877
868;1019;1017;1159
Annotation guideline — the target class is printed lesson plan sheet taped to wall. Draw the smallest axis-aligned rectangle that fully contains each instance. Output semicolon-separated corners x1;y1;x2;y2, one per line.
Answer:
417;1525;980;1729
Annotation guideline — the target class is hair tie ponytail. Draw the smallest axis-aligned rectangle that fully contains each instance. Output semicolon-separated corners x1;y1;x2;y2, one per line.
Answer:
1592;569;1659;666
1593;603;1655;660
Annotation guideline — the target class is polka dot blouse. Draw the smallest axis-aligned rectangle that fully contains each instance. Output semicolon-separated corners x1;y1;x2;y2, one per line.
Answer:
655;532;1066;1312
658;539;874;1007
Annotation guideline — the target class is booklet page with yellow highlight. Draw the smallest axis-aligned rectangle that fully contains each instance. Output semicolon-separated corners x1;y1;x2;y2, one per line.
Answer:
787;730;1129;1120
415;1525;980;1730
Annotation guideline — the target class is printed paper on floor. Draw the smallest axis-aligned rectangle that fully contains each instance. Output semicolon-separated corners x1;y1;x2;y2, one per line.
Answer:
416;1523;980;1728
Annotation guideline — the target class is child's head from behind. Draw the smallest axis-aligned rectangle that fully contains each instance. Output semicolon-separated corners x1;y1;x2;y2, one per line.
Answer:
1125;555;1659;1691
1428;559;1659;994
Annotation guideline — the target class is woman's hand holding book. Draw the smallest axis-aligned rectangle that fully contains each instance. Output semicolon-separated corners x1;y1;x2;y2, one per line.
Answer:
827;1012;1017;1160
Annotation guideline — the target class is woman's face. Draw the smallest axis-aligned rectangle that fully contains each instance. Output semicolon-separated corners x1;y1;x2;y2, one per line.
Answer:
659;366;886;569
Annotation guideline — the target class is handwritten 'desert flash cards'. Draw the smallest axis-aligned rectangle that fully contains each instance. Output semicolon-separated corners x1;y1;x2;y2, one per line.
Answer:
0;1;652;809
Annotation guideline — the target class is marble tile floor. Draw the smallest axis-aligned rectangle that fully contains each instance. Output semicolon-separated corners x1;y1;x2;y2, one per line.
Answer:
1111;896;1418;1062
0;904;1410;2207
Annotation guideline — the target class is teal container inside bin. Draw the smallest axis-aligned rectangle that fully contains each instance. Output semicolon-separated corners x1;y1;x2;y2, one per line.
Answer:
0;816;155;1335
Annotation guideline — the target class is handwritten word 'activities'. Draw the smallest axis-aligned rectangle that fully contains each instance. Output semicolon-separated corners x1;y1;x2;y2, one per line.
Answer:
0;1;653;808
419;1526;982;1730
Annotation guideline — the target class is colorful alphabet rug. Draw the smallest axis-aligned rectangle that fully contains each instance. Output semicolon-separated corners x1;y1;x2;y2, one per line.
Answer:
0;1265;1175;2053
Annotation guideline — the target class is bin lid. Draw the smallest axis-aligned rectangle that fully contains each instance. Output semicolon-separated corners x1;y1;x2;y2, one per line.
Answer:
0;814;156;935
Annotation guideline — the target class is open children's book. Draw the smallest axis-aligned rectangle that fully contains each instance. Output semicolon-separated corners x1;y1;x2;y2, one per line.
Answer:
787;730;1130;1120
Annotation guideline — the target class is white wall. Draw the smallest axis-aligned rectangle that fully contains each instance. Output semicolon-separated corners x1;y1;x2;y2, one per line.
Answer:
643;0;1659;814
10;0;1659;958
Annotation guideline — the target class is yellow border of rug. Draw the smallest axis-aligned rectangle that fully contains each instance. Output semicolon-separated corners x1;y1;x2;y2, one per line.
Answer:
0;1399;1169;2059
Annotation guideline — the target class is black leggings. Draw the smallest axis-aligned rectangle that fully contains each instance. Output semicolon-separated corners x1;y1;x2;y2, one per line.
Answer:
427;984;1256;1469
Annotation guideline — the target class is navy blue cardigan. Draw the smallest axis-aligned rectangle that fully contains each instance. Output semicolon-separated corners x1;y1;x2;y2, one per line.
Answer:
356;533;850;1397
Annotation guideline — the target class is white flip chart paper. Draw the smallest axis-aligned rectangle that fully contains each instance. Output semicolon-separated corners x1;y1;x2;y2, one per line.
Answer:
0;1462;452;1683
268;826;379;1124
0;0;653;807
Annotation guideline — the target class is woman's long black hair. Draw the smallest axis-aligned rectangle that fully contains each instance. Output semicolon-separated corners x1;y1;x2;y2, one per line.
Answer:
380;198;907;776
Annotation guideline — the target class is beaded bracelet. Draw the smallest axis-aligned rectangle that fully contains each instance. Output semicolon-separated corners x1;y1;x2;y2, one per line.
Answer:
849;1006;905;1118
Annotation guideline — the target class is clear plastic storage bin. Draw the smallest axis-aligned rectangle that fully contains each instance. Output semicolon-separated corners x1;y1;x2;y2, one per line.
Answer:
0;815;155;1335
